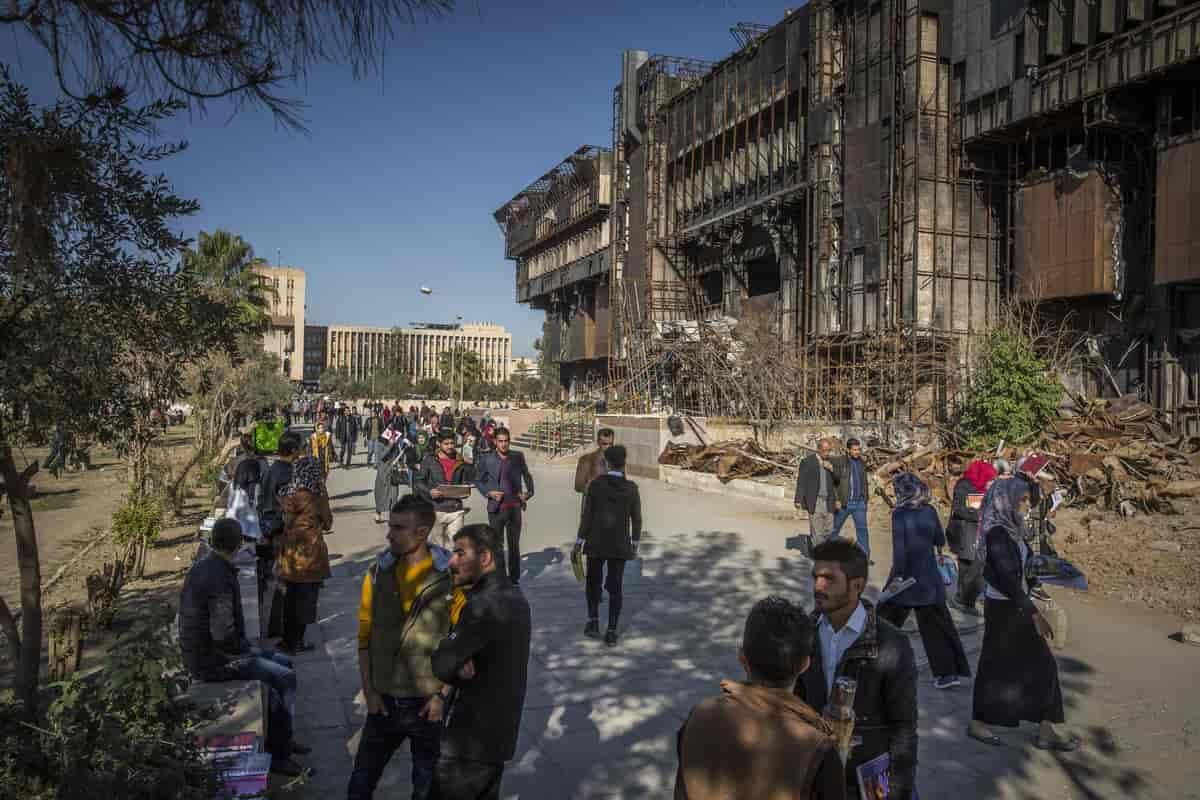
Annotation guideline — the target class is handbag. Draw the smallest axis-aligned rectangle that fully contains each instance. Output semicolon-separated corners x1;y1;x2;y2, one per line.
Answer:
226;486;262;540
570;545;586;582
936;554;958;586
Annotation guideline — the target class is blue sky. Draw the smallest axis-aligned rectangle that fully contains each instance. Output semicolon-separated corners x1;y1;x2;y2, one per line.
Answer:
6;0;798;356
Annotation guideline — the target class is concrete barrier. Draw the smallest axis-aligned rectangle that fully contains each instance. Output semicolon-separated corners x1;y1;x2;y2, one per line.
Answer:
659;465;796;511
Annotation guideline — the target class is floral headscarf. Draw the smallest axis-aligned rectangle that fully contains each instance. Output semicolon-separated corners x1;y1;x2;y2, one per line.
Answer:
892;472;931;509
281;455;326;497
980;477;1030;544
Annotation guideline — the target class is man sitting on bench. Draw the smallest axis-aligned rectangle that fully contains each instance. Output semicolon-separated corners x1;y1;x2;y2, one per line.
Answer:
178;517;313;777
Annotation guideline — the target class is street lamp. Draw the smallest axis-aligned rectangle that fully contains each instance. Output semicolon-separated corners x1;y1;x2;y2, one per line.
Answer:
455;315;464;410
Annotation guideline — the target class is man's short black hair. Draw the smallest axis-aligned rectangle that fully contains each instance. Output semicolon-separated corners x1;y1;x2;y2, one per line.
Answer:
810;539;869;583
211;518;243;553
605;444;627;470
453;523;502;563
493;426;511;440
437;429;456;442
846;437;862;449
742;596;814;686
278;431;303;457
597;427;615;441
391;494;436;531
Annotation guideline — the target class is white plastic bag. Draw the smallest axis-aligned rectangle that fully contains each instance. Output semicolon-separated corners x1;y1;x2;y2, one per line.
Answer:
227;486;262;540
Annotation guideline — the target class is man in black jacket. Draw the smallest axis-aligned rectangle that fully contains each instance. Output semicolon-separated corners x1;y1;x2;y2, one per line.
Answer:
794;438;837;552
796;540;918;800
335;407;360;468
414;430;471;548
472;427;535;585
430;524;531;800
178;518;311;777
575;445;641;647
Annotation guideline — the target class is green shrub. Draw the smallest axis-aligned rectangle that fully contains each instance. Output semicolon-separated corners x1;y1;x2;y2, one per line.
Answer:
111;489;163;551
0;621;224;799
956;327;1064;450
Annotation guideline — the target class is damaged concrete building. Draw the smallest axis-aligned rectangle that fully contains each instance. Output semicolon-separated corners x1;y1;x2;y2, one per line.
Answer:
495;1;1200;432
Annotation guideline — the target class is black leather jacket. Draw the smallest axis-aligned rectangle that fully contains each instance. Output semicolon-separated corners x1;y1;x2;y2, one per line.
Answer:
432;570;531;764
795;601;918;799
179;552;250;679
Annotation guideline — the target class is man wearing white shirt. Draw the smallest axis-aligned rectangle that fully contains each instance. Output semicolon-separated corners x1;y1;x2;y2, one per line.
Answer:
796;540;918;800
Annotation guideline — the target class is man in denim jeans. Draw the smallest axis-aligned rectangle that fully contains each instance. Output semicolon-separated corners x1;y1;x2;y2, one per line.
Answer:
178;518;311;777
347;495;464;800
829;439;873;561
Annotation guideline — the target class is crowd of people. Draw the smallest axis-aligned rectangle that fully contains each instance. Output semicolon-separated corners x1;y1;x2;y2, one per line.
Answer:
177;413;1076;799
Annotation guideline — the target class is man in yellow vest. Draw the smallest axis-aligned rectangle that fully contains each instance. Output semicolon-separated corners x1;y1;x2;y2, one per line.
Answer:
347;495;465;800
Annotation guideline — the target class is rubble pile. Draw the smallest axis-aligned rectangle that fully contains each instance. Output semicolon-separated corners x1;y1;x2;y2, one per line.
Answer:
659;394;1200;515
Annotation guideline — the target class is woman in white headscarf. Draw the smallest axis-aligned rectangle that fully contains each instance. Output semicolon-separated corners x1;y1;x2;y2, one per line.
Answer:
968;478;1077;751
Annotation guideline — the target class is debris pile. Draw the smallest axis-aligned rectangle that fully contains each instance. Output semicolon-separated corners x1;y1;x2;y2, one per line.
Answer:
658;440;799;484
658;394;1200;515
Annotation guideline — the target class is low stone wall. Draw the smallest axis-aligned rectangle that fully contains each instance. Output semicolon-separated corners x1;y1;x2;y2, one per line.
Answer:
660;465;795;511
596;414;675;480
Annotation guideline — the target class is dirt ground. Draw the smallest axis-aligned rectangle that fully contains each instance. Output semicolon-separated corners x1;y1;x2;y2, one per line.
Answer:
1054;500;1200;621
0;425;217;679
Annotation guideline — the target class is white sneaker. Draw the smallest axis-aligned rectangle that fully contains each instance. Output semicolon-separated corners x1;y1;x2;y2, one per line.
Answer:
933;676;961;690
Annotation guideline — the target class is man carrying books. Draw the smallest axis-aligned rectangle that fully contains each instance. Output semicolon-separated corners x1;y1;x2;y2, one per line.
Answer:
414;430;472;549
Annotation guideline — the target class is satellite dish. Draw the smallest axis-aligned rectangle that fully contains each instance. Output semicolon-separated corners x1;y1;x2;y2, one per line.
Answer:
419;286;433;295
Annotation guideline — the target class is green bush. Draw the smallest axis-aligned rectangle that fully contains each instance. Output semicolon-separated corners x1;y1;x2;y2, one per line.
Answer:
956;327;1064;450
111;489;163;551
0;621;224;799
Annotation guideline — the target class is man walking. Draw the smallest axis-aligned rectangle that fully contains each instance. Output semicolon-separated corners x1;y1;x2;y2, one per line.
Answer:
178;518;311;777
414;431;471;549
364;409;385;467
829;438;873;560
336;407;360;469
430;525;531;800
473;428;534;585
795;438;838;553
575;445;641;647
574;427;614;496
676;597;846;800
797;540;917;800
346;496;464;800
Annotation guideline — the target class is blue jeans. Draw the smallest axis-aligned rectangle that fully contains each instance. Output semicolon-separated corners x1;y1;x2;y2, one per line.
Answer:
831;499;870;558
347;695;442;800
366;439;379;466
224;647;296;757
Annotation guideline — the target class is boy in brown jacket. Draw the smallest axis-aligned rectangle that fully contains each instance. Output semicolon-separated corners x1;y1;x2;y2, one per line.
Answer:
675;597;846;800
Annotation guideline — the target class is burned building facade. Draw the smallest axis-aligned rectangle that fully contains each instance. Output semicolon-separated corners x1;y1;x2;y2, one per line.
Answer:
495;146;614;398
496;2;1200;429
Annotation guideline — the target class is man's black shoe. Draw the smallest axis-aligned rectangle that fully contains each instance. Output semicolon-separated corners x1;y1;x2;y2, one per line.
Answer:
270;757;309;778
584;620;600;639
291;742;312;755
604;629;618;647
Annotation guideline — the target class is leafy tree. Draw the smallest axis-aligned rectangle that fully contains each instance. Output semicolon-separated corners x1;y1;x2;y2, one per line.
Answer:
3;0;454;130
182;229;275;331
319;367;353;396
416;378;447;398
532;337;560;401
0;76;222;716
955;327;1065;450
438;347;483;391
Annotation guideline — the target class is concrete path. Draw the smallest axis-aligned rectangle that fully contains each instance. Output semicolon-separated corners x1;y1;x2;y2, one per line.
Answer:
274;449;1197;799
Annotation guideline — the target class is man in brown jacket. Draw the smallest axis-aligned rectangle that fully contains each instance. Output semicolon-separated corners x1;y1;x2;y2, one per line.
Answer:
574;428;615;495
675;597;846;800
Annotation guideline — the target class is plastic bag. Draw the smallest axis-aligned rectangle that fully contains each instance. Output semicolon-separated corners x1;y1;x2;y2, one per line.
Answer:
227;486;262;540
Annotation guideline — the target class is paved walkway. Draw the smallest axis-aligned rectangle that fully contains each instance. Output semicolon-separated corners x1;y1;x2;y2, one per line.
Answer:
272;449;1196;799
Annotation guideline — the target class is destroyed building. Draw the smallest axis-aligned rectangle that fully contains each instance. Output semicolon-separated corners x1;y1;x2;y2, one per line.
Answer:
495;2;1200;432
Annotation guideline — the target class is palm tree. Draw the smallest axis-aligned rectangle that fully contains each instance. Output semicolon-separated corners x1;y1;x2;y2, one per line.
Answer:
438;347;484;387
182;230;276;331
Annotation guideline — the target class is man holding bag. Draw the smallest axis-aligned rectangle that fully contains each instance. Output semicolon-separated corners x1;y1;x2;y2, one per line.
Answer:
575;445;641;647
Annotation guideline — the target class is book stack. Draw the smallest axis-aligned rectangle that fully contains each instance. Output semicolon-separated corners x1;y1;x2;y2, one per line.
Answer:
199;732;271;798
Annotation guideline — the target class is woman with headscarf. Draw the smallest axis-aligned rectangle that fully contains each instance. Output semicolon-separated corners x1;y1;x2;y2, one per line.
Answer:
878;472;972;689
373;420;406;524
968;478;1077;750
309;420;334;477
948;460;998;611
276;456;333;654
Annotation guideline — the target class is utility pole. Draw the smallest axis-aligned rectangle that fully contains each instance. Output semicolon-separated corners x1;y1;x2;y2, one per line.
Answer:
456;315;464;410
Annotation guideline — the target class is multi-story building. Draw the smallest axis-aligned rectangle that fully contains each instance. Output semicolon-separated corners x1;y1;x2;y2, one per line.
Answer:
495;3;1200;431
302;325;328;384
511;357;539;380
494;146;614;399
318;322;513;385
253;265;305;382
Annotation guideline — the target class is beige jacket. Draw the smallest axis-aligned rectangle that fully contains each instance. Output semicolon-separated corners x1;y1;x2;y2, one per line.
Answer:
574;448;608;494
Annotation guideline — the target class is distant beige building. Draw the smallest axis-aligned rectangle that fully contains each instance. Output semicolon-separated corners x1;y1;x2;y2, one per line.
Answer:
323;321;513;384
254;265;305;382
510;357;538;379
